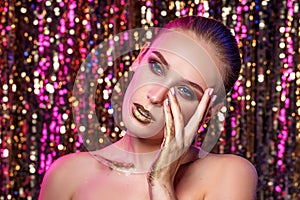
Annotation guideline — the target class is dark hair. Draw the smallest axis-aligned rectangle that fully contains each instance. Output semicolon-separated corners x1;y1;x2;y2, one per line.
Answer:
163;16;241;94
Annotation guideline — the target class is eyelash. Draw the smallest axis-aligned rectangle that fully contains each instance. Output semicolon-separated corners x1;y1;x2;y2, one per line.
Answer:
148;58;198;101
148;59;164;76
177;86;196;100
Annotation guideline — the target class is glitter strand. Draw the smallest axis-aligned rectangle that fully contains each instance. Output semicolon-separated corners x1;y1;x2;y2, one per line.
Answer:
0;0;299;199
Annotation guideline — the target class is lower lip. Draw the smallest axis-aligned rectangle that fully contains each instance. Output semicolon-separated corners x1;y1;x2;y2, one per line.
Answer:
132;105;152;124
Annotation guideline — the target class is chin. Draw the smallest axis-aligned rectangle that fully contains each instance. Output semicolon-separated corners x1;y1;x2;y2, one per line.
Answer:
122;102;165;139
123;114;165;140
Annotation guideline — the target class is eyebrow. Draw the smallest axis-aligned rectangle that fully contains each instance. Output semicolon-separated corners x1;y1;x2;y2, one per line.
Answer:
187;80;205;94
151;50;170;68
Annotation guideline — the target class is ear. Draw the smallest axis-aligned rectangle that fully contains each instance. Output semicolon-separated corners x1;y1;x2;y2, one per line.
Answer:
131;42;151;71
203;102;224;124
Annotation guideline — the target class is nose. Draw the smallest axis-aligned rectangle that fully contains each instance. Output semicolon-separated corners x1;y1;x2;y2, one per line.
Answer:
147;85;169;105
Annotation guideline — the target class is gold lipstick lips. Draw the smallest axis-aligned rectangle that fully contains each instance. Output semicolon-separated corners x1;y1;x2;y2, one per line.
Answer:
132;103;153;124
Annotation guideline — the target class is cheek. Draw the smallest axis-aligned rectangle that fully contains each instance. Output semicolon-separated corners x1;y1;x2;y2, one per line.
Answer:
177;99;199;125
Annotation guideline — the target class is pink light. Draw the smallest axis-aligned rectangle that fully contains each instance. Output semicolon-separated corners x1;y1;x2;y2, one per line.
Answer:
285;98;290;108
69;1;77;9
199;126;205;132
50;121;56;132
242;25;247;32
81;33;87;39
104;103;110;108
75;142;81;147
50;134;55;141
43;40;50;47
60;26;66;33
197;4;203;11
67;38;74;46
59;97;65;104
238;86;243;95
275;186;282;193
236;6;242;14
231;130;236;137
58;52;64;59
231;118;236;127
38;46;44;53
42;124;47;136
86;24;91;30
231;146;236;152
40;154;45;161
288;55;293;63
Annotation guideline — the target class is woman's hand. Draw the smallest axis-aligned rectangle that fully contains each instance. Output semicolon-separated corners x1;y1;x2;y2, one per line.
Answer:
147;87;215;200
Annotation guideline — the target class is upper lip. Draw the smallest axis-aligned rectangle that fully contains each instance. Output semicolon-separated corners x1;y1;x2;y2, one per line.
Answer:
133;103;154;121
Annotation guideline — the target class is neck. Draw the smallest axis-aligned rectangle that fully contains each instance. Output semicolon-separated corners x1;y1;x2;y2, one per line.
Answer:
115;132;163;154
93;131;199;174
92;132;164;174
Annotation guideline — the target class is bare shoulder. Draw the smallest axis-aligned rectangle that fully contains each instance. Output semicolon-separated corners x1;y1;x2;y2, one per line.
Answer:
42;151;97;179
39;152;97;200
189;153;258;200
201;153;257;177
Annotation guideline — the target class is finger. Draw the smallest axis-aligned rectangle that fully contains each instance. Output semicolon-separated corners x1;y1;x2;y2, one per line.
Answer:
184;88;214;136
167;88;184;141
163;97;174;145
199;95;215;125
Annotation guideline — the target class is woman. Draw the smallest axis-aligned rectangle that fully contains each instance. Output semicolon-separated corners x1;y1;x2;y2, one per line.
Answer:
39;16;257;199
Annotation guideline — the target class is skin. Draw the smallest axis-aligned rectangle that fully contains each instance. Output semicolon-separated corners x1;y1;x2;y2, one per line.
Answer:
39;30;258;200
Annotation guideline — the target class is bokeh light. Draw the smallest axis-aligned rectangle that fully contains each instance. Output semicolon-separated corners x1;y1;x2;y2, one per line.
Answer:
0;0;299;199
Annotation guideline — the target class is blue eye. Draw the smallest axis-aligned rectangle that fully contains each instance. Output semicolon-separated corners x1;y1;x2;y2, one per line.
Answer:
149;60;164;76
178;86;196;100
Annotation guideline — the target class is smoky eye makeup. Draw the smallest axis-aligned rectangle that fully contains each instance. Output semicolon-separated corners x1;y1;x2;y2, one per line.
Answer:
146;51;204;101
177;85;196;100
147;50;170;75
178;80;204;101
147;57;166;76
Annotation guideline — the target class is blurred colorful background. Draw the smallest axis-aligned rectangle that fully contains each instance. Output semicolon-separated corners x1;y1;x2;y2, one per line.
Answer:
0;0;299;199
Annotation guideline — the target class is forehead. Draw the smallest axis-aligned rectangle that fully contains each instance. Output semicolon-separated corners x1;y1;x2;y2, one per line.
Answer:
149;29;222;88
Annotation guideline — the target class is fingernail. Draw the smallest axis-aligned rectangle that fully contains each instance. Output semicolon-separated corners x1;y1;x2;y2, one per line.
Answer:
211;95;217;103
170;87;175;96
165;98;169;106
208;88;214;96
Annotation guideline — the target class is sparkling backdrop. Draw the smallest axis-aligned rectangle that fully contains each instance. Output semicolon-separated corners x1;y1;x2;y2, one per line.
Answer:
0;0;299;199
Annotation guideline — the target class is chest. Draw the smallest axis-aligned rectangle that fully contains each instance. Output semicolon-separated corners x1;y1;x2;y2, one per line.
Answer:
72;166;205;200
72;171;150;200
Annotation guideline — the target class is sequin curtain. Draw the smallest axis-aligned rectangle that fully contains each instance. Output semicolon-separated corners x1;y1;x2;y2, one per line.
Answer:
0;0;299;199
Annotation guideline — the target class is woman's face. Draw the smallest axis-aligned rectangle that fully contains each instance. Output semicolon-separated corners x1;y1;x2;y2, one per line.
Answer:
122;30;222;139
